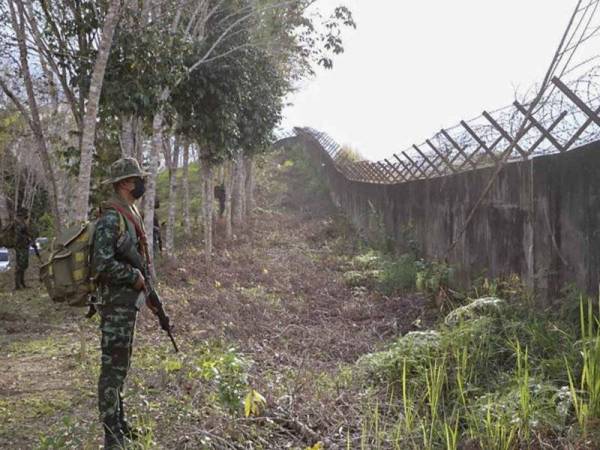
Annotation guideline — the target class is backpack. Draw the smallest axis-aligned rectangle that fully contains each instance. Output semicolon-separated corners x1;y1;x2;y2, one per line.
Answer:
0;220;15;248
40;208;129;307
40;222;99;307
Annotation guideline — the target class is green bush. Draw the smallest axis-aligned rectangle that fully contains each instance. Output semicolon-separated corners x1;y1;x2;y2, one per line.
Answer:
186;342;251;415
377;253;418;295
354;294;594;449
358;330;441;385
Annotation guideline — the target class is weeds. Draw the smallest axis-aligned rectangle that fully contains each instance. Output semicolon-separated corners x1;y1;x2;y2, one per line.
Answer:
356;291;600;448
565;296;600;437
377;254;418;295
187;342;251;414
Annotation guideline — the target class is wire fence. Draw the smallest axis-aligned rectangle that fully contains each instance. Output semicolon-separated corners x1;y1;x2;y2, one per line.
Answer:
279;68;600;185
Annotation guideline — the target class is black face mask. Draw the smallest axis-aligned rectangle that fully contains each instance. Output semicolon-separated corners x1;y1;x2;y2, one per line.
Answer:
131;178;146;199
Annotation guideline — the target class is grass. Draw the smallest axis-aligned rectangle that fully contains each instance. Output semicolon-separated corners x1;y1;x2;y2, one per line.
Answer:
566;297;600;438
353;289;600;449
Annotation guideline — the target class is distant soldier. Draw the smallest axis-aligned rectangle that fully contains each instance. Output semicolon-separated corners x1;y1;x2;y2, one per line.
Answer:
214;183;226;217
92;157;150;448
14;208;35;290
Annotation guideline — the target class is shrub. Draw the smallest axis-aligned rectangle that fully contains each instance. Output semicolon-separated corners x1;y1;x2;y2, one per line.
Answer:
377;253;418;295
187;343;251;415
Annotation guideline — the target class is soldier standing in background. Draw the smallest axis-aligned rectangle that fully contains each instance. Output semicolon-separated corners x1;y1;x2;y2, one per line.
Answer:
214;183;226;217
92;157;150;449
14;208;34;290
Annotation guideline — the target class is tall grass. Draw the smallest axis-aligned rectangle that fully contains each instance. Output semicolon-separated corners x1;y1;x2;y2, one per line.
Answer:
356;288;600;448
566;296;600;436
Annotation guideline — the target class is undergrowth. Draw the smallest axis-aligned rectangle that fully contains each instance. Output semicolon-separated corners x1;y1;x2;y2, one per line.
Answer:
354;291;600;449
342;248;455;301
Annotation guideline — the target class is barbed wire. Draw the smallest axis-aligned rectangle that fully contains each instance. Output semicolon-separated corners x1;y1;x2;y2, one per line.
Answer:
277;2;600;184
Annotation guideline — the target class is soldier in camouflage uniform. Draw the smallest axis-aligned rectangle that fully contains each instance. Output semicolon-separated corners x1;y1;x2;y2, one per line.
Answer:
14;208;33;290
92;157;150;449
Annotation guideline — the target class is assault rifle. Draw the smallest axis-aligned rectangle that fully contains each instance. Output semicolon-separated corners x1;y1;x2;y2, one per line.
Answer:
145;286;179;353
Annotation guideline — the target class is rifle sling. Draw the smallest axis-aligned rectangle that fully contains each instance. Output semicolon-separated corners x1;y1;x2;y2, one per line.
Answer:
106;202;150;268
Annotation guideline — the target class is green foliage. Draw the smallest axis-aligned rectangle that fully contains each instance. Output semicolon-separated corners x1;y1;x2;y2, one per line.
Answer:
470;273;530;302
415;260;454;297
187;342;251;415
358;330;442;384
36;213;55;239
355;294;595;448
566;297;600;437
173;6;288;164
343;247;453;298
377;254;419;295
103;19;189;120
37;416;86;450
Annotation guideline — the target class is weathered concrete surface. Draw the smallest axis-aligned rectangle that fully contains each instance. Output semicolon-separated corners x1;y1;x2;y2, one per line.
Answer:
292;134;600;299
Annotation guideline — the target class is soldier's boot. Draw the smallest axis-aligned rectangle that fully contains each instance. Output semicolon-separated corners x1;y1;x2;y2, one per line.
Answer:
119;393;140;441
19;271;27;289
103;420;125;450
14;270;22;290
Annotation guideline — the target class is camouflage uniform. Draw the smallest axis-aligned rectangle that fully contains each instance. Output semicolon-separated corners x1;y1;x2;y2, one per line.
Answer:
14;215;31;290
92;158;148;448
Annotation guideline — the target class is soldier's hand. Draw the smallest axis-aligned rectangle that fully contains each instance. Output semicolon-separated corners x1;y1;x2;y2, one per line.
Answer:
133;272;146;291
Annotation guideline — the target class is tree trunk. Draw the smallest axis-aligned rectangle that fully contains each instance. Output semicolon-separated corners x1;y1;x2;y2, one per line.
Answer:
6;0;61;230
120;114;135;156
239;155;247;224
73;0;121;224
22;168;33;210
244;155;254;217
165;138;180;256
232;150;244;228
134;118;144;163
182;141;191;237
38;53;59;115
143;110;162;279
0;153;9;224
224;161;234;240
201;162;214;265
13;159;21;213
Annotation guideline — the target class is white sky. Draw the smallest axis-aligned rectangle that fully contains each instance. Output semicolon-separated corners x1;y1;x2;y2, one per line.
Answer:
281;1;577;161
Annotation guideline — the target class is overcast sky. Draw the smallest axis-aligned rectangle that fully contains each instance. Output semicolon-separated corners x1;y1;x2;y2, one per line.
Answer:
281;1;577;161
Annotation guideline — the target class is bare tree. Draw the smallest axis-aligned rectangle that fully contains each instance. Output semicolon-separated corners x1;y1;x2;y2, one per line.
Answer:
165;137;180;256
200;161;214;265
231;149;245;229
143;109;164;277
0;0;61;228
72;0;122;223
182;141;191;237
223;160;234;240
244;155;255;217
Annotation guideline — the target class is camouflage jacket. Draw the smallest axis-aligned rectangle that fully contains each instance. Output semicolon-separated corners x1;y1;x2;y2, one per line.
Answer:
92;195;148;307
14;220;32;250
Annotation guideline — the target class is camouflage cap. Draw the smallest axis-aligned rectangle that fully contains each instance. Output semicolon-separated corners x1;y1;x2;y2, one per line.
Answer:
103;157;149;184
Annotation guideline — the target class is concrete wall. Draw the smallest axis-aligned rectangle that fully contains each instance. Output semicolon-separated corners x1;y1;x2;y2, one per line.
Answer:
293;134;600;299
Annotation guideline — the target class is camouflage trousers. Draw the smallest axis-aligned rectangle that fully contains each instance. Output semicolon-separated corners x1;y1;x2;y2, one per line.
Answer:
97;304;138;438
14;247;29;289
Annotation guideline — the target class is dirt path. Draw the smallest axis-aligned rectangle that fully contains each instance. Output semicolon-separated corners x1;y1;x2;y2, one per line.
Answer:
0;152;429;449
